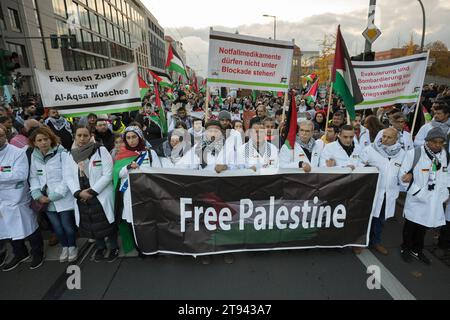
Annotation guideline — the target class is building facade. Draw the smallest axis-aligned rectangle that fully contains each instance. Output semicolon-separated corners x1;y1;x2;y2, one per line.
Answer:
290;44;302;89
0;0;165;93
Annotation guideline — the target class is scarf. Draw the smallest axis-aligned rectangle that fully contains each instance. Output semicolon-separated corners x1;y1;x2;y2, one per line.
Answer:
431;118;450;134
373;139;402;158
424;144;442;191
45;116;71;132
297;137;315;153
338;138;355;157
198;136;224;168
71;141;97;164
245;140;272;167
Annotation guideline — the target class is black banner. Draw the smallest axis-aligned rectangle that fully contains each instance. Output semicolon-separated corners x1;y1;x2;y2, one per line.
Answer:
130;168;379;255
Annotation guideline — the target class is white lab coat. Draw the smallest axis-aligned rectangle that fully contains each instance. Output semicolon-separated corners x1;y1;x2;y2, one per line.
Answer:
236;141;279;169
354;126;371;150
399;146;449;228
375;129;414;151
279;139;324;169
119;150;162;223
360;145;406;219
0;144;38;240
178;141;235;171
223;129;243;167
319;141;363;168
29;145;74;213
64;146;115;226
414;123;450;148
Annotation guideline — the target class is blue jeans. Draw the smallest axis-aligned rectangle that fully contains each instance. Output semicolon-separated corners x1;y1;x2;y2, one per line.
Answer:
370;197;386;246
46;210;77;247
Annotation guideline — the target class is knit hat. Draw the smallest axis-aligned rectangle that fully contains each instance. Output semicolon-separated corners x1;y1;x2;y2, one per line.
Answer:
425;127;447;141
205;120;221;130
218;110;231;121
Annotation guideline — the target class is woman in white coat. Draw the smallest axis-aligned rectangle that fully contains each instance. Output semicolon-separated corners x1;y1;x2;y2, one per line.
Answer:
29;127;77;263
117;126;162;224
360;128;405;255
0;125;43;271
64;126;119;263
399;127;449;265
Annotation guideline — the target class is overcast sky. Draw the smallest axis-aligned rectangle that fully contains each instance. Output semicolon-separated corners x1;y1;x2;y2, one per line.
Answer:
143;0;450;77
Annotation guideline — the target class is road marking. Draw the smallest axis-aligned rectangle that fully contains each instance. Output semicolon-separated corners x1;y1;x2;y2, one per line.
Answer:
356;250;416;300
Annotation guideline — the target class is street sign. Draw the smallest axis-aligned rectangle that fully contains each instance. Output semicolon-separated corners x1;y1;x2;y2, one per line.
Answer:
362;27;381;44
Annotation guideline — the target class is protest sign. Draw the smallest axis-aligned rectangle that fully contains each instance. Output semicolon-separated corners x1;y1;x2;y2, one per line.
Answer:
129;168;378;255
35;63;141;116
207;30;294;92
353;52;429;110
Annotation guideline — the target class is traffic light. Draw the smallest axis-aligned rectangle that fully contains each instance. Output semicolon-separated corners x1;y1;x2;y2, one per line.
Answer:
60;34;69;49
50;34;59;49
0;49;20;86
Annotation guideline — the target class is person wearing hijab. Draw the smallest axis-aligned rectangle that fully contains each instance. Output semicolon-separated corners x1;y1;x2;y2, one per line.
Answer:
156;128;192;168
113;126;162;254
64;126;118;263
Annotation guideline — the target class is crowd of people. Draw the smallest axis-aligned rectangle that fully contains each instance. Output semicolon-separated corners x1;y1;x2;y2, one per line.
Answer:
1;82;450;270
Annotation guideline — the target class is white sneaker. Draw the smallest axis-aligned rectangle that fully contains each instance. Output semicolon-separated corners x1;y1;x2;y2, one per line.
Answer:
59;247;69;262
68;247;78;262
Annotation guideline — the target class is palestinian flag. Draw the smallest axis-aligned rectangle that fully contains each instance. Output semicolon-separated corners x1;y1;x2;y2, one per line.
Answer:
218;95;224;106
305;78;319;105
148;69;173;88
166;44;187;78
284;91;298;149
331;25;364;120
303;73;317;84
138;75;149;99
154;80;168;135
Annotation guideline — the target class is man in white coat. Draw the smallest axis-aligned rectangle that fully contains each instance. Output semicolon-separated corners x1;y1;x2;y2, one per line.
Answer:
360;128;406;255
0;125;44;271
279;120;324;172
375;112;413;151
236;120;279;171
414;101;450;147
399;127;449;265
352;112;371;150
320;125;363;169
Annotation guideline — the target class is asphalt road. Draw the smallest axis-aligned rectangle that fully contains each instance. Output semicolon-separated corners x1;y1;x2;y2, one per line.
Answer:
1;212;449;300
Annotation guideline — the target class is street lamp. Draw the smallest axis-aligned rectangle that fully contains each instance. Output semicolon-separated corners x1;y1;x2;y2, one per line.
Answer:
417;0;426;51
263;14;276;40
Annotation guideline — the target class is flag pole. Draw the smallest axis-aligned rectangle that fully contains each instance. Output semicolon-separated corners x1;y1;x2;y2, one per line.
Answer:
410;50;430;136
282;90;289;124
325;66;334;132
204;84;210;122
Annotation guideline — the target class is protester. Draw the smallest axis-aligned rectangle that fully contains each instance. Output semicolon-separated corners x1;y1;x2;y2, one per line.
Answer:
65;126;118;262
28;127;77;262
364;115;385;143
314;110;326;132
0;124;44;271
375;112;413;151
44;108;74;151
414;100;450;147
320;125;363;169
399;127;449;265
9;119;41;149
188;118;204;145
279;120;324;171
236;121;279;170
352;112;371;150
94;117;115;152
360;128;406;255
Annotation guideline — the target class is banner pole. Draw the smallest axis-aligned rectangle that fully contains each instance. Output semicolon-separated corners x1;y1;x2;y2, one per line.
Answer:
282;90;289;124
325;82;333;131
410;50;430;136
204;85;210;122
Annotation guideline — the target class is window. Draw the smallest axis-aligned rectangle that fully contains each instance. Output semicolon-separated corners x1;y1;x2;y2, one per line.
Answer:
96;0;104;16
87;0;96;10
52;0;67;18
92;34;101;54
81;30;93;51
56;20;69;36
111;7;117;24
99;18;107;37
105;3;111;21
78;5;90;29
113;26;119;43
6;42;29;67
0;5;5;30
107;22;113;40
89;11;99;33
7;8;21;32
